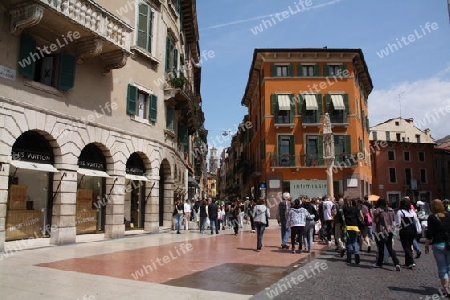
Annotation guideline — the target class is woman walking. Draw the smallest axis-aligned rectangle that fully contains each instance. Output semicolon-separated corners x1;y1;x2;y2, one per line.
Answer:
252;197;270;251
302;197;317;253
396;197;419;269
287;199;311;253
425;199;450;295
372;198;401;271
342;198;362;264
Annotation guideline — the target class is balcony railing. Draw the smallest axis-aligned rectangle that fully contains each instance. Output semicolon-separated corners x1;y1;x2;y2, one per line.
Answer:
269;153;361;168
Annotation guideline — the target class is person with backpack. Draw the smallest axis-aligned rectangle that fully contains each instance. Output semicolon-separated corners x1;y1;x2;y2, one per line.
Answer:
425;199;450;296
276;192;291;249
372;198;401;271
396;196;421;269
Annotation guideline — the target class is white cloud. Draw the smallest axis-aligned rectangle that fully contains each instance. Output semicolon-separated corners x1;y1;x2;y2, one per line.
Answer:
369;71;450;140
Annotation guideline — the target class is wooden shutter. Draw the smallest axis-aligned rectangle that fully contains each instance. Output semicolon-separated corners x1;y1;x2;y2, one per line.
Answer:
366;116;370;132
288;64;294;77
270;94;278;116
289;93;295;122
270;65;277;77
298;94;305;115
165;36;171;73
126;84;138;115
57;53;76;90
342;94;349;121
316;94;323;123
318;135;324;165
314;64;320;76
326;94;332;113
173;48;178;72
149;94;157;122
324;65;330;76
297;64;303;76
340;64;347;75
137;3;149;50
18;34;36;79
345;135;351;154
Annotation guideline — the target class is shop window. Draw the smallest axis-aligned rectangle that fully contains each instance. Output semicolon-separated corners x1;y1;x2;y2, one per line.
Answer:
127;84;157;122
18;34;76;90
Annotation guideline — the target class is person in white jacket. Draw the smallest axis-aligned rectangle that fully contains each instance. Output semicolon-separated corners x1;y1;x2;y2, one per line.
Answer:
287;198;311;253
253;197;270;251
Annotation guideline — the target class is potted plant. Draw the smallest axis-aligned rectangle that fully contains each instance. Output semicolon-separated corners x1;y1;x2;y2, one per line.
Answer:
171;77;185;88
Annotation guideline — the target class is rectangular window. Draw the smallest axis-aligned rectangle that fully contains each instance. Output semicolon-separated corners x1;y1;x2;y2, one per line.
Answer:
416;134;421;143
386;131;390;141
271;94;295;124
326;94;349;123
404;151;410;161
166;106;174;130
325;64;347;76
277;65;288;77
303;65;314;76
420;169;427;183
278;135;294;166
136;2;153;53
334;135;351;164
127;84;158;122
18;35;76;90
396;133;401;141
271;64;293;77
300;94;322;124
405;168;412;186
389;168;396;183
388;150;395;161
165;36;178;74
305;135;323;166
372;131;378;140
419;152;425;162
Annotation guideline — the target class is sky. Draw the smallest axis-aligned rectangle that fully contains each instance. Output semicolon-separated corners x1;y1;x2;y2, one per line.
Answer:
196;0;450;159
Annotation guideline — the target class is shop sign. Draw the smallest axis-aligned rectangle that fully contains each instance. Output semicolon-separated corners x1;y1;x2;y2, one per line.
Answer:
12;150;52;163
78;160;104;171
290;180;327;198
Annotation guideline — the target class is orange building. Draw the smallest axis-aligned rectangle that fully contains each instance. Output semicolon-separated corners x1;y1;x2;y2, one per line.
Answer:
240;48;373;212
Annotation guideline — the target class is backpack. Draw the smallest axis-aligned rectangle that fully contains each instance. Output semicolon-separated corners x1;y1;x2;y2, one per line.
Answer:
363;206;372;226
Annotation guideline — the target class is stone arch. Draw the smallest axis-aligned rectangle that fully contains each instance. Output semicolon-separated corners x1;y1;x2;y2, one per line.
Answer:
158;158;173;227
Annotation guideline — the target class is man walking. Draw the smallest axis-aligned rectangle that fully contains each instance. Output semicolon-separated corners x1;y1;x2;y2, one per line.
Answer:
184;199;191;230
208;198;219;235
277;192;291;249
322;196;335;245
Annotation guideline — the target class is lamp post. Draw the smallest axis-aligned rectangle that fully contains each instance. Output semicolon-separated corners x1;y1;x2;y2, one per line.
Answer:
323;113;335;200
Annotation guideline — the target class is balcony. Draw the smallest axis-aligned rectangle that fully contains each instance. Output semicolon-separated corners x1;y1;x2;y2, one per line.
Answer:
9;0;132;73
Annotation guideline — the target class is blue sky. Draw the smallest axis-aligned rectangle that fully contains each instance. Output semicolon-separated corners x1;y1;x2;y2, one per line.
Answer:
196;0;450;154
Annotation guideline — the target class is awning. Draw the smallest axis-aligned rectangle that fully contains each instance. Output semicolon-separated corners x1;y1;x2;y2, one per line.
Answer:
331;94;345;110
305;94;318;110
10;160;59;172
125;174;149;181
188;176;199;187
277;94;291;111
77;168;110;178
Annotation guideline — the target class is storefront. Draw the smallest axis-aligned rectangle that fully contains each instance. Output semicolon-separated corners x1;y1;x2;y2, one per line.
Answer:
124;153;148;230
76;143;109;234
7;131;58;241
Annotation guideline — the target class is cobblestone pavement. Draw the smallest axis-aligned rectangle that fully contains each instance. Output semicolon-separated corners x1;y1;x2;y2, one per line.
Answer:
252;238;442;300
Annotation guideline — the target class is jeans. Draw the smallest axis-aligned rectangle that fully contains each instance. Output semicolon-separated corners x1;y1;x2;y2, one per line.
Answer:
256;223;266;249
433;244;450;279
304;220;315;251
200;217;207;233
175;214;183;233
280;220;290;246
209;217;218;234
413;238;421;252
366;226;373;240
375;232;400;267
291;226;305;250
400;231;416;266
346;231;360;262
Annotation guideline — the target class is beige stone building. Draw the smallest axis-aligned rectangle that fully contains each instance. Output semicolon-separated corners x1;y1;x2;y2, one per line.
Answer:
0;0;206;250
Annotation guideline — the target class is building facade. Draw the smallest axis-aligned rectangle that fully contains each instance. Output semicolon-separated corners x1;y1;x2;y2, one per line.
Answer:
239;48;373;216
0;0;206;250
370;118;438;207
433;136;450;200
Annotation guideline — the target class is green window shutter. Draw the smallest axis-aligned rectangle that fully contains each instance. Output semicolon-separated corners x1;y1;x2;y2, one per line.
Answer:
345;135;351;154
57;53;76;90
298;94;305;115
340;64;347;75
318;136;324;165
343;94;349;121
289;135;295;155
277;135;282;155
18;34;36;79
270;65;277;77
147;9;153;52
324;65;330;76
334;135;340;157
137;3;149;50
289;93;295;122
173;48;178;72
314;64;320;76
326;94;332;113
297;64;303;76
288;64;294;77
165;36;171;73
149;94;158;122
316;94;323;123
270;94;278;116
166;106;174;130
366;116;370;132
126;84;138;115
